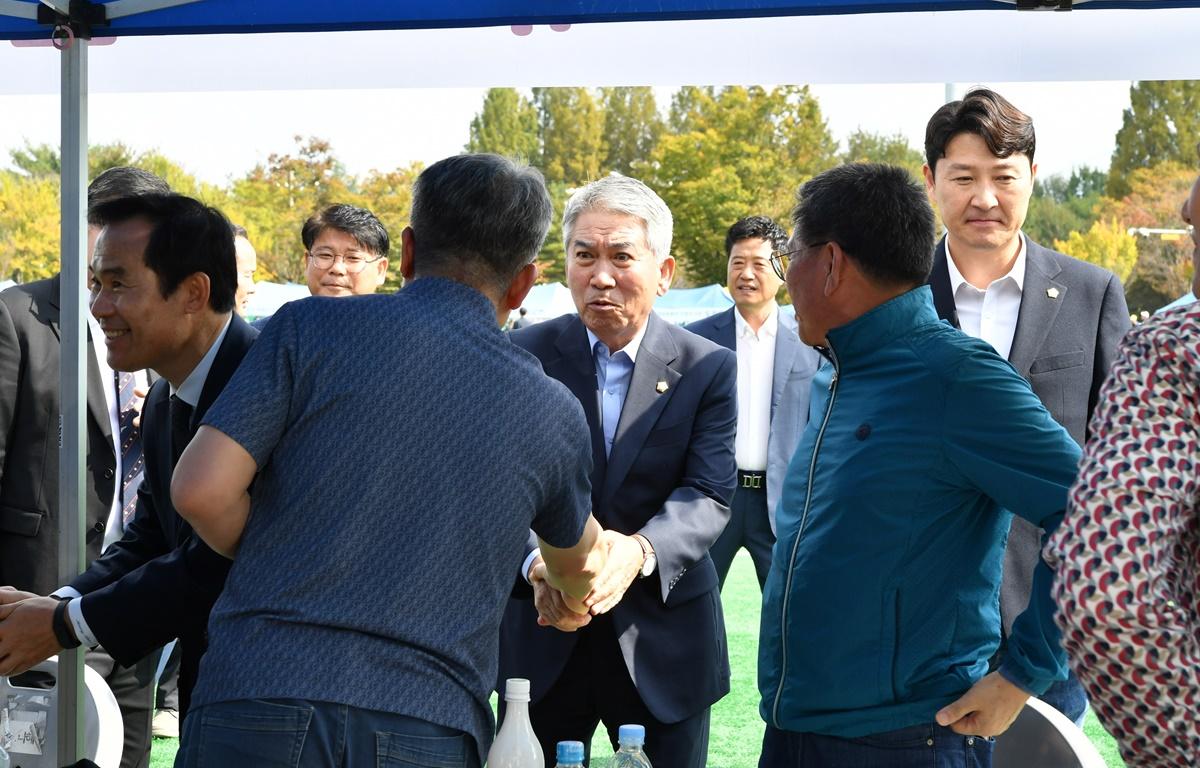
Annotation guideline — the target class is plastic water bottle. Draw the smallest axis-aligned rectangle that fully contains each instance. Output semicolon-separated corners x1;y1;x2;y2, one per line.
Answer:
612;724;653;768
0;705;11;768
554;740;585;768
487;678;543;768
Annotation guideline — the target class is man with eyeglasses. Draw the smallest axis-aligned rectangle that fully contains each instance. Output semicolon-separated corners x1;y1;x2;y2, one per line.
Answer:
687;216;819;591
302;203;390;297
757;163;1081;767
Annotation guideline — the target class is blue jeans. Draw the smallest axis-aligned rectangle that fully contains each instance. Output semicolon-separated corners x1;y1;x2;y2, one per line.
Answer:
175;698;480;768
759;722;993;767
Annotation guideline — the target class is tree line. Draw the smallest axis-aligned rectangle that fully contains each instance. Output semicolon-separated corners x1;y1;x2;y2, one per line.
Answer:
1;81;1196;311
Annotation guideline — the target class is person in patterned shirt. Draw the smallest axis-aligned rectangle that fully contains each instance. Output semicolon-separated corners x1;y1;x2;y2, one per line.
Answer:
1048;168;1200;767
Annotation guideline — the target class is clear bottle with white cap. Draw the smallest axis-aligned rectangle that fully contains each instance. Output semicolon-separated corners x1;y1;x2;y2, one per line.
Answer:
487;678;543;768
612;724;653;768
554;740;585;768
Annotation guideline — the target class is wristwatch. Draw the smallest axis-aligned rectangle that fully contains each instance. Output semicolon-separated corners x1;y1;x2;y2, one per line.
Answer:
635;535;656;578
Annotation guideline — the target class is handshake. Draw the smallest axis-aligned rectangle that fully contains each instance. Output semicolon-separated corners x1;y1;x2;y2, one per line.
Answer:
530;529;651;632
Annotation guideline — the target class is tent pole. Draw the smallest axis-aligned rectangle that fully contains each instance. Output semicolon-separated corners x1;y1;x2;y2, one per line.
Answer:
57;32;89;768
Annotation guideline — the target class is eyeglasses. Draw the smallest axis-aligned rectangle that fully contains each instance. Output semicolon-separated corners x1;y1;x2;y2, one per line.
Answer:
307;250;384;274
769;241;829;281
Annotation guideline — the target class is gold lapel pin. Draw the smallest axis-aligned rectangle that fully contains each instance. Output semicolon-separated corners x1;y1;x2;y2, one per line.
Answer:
655;380;669;394
1046;287;1060;299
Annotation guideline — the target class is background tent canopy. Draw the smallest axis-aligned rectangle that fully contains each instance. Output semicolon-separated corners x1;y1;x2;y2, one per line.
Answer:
0;0;1189;40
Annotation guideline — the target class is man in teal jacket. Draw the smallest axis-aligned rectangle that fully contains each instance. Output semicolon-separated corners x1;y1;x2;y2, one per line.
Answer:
758;163;1082;767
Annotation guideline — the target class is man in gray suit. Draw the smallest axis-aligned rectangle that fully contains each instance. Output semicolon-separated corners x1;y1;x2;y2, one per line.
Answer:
0;166;170;768
923;87;1130;724
688;216;819;589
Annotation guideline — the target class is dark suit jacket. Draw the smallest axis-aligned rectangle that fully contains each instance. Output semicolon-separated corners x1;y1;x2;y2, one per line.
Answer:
928;237;1130;631
499;312;737;724
687;307;820;530
69;314;258;716
0;275;116;595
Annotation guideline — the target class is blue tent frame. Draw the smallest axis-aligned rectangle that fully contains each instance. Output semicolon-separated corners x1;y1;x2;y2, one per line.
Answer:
0;0;1196;762
0;0;1191;40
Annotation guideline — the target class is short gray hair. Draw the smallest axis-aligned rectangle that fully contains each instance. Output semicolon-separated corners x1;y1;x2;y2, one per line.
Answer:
562;174;673;263
410;154;553;291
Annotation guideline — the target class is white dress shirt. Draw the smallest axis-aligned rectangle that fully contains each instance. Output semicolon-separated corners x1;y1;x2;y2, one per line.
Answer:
733;305;777;471
945;235;1026;360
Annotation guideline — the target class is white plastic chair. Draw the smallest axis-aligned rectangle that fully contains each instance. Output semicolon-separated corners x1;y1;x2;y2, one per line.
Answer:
1;656;124;768
994;696;1107;768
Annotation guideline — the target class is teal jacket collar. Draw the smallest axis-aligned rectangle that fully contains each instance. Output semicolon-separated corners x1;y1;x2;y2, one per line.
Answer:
825;285;939;363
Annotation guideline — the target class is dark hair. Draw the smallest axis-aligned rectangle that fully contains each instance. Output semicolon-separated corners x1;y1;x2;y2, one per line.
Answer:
924;88;1036;172
409;154;553;290
725;216;788;256
87;167;170;224
301;204;389;258
90;194;237;313
792;163;935;288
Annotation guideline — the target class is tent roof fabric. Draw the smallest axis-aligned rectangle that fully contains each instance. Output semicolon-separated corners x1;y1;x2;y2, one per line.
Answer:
0;0;1190;40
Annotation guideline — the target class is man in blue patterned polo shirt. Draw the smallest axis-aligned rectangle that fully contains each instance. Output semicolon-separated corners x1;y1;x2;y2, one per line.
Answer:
170;154;606;768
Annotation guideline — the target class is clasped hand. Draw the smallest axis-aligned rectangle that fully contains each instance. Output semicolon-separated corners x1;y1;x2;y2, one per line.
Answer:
532;530;645;632
0;586;65;676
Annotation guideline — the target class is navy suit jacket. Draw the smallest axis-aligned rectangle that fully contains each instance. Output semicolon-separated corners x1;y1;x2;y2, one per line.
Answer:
69;314;258;716
687;306;820;531
928;236;1129;632
499;312;737;723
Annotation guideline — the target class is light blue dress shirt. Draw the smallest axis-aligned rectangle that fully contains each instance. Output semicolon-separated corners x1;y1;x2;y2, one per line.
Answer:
587;325;646;457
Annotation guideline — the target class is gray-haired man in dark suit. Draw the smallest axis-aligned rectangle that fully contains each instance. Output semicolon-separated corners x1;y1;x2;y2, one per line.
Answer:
922;87;1130;724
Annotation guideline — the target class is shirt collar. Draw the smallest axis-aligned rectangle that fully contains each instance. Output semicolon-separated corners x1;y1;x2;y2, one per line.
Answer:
586;318;649;363
734;303;779;341
172;314;232;406
945;233;1027;294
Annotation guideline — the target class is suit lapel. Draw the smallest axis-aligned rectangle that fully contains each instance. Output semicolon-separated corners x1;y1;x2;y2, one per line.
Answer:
193;315;256;429
46;273;63;341
85;338;113;445
1008;241;1066;378
602;314;681;502
771;318;801;421
713;307;736;351
546;317;607;484
929;239;960;327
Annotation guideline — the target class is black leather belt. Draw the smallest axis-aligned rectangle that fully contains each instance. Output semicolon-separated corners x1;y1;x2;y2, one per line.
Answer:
737;470;766;490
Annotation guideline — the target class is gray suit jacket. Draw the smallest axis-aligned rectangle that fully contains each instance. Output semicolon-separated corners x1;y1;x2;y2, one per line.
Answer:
0;275;116;595
686;306;820;531
929;236;1130;632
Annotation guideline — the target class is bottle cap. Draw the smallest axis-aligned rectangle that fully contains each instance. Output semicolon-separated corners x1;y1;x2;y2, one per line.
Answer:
618;724;646;745
556;741;585;764
504;678;531;702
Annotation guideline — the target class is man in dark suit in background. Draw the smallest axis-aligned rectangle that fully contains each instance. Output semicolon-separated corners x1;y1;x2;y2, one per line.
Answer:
0;166;168;768
922;87;1130;724
501;174;737;768
0;193;254;723
688;216;820;590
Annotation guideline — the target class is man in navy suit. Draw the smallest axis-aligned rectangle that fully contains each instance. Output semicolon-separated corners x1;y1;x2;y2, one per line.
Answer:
688;216;820;590
500;174;737;768
922;87;1130;724
0;193;254;722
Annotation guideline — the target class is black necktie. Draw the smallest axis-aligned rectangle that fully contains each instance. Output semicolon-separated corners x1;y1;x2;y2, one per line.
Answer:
169;395;194;465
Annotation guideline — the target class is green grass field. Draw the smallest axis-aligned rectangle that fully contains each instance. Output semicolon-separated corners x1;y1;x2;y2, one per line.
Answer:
149;551;1126;767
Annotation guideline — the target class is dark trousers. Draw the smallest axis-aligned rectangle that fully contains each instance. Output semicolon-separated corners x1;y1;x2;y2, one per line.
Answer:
504;614;710;768
709;483;774;590
176;698;479;768
759;722;993;767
